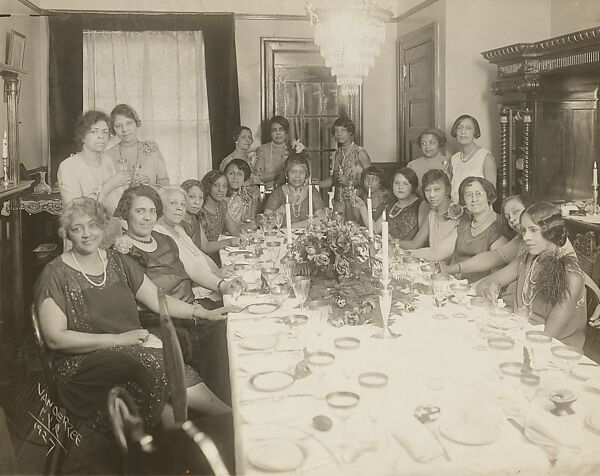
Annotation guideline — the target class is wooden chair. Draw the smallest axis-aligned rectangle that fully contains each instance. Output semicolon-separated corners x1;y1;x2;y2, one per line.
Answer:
583;273;600;363
156;288;230;475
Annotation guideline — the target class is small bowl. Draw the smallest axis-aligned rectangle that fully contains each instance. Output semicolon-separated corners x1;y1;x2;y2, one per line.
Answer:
525;330;552;345
487;336;515;350
549;388;577;415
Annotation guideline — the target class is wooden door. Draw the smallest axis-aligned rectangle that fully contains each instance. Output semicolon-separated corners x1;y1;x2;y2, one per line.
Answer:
398;23;438;164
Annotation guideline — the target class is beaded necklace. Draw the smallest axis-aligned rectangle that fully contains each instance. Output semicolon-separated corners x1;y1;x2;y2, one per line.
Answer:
338;142;355;177
520;254;540;307
285;184;304;218
118;140;141;171
71;249;107;287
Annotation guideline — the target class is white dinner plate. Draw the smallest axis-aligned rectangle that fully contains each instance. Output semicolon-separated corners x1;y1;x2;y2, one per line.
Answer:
240;334;278;351
249;371;295;392
247;440;306;472
439;417;500;445
245;303;280;315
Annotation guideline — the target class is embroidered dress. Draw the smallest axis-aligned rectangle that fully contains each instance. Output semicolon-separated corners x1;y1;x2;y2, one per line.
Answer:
199;201;228;242
333;144;367;203
264;185;324;224
104;140;169;187
33;250;168;432
387;199;422;241
450;213;503;282
226;187;259;225
450;147;491;203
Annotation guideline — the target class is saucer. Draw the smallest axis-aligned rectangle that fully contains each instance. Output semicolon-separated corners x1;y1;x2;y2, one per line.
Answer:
249;371;295;392
245;303;280;314
240;334;278;351
248;441;305;472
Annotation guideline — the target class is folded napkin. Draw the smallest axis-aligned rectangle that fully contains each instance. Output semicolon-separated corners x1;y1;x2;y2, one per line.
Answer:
392;417;443;463
524;408;580;449
142;334;163;349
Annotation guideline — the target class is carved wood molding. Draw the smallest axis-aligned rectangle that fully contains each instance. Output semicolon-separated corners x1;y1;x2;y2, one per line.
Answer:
490;78;541;96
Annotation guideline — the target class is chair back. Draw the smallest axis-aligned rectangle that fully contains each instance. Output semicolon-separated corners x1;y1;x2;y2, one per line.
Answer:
30;304;60;403
157;287;188;423
181;420;230;476
584;272;600;363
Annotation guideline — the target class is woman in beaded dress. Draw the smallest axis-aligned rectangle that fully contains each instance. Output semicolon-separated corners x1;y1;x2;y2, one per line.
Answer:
319;116;371;219
264;150;325;227
351;167;428;240
199;171;240;243
104;104;169;187
34;198;232;432
224;159;260;226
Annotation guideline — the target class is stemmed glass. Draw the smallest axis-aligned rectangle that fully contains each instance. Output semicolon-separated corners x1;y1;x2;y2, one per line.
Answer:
281;314;308;339
266;241;281;266
262;267;280;294
280;257;297;290
274;212;284;236
326;391;360;457
551;345;582;375
487;282;500;308
307;351;335;388
358;372;389;445
226;276;244;306
256;213;267;238
334;337;361;379
307;299;330;345
292;276;311;310
449;283;470;307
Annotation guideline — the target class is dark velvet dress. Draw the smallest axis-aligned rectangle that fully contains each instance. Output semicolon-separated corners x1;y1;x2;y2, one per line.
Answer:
34;251;168;432
387;199;422;241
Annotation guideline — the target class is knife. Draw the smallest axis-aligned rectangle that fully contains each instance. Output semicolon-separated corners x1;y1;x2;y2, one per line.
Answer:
507;418;557;466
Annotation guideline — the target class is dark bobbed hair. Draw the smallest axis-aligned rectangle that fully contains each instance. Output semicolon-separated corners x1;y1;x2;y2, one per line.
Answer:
450;114;481;139
59;197;112;239
232;125;252;142
417;127;447;148
74;110;110;147
361;166;386;189
283;150;311;178
224;158;252;182
422;169;451;197
331;116;356;137
269;116;290;132
200;170;227;198
109;104;141;135
502;193;535;215
521;202;567;247
458;176;497;206
393;167;419;194
181;179;202;193
114;185;163;221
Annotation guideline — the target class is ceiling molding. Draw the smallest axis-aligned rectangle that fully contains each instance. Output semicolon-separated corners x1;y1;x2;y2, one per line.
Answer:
16;0;45;14
235;13;308;21
393;0;439;22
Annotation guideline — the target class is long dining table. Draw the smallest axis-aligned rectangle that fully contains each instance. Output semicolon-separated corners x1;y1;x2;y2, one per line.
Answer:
220;247;600;476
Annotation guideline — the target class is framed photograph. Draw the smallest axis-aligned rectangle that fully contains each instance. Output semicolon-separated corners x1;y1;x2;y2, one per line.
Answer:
7;30;26;69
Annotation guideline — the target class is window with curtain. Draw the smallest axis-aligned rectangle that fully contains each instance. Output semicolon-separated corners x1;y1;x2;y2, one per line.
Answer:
83;30;212;184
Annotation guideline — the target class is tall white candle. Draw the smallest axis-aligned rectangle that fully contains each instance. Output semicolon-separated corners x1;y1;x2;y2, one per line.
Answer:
285;193;293;245
328;188;334;209
2;131;7;159
594;162;598;189
308;177;313;218
381;209;389;281
367;187;374;239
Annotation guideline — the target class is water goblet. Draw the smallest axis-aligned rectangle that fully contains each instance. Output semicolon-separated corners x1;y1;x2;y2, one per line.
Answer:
307;299;331;343
402;256;421;284
358;372;389;440
281;314;308;338
487;281;501;308
262;267;280;294
274;211;284;235
225;276;244;306
307;351;335;387
251;237;264;257
256;213;267;237
525;330;552;370
292;276;311;310
266;241;281;266
280;256;297;288
449;282;470;306
334;337;361;379
326;391;360;455
551;345;582;375
431;273;451;307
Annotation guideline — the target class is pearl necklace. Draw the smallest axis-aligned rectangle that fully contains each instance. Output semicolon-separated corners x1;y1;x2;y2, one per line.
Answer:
388;199;414;219
71;249;107;287
471;208;494;229
520;254;540;307
286;185;304;218
460;145;478;163
128;233;154;244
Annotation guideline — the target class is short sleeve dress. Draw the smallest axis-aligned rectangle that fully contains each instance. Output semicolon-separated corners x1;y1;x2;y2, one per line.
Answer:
387;199;422;241
33;250;168;432
264;185;324;224
104;140;169;187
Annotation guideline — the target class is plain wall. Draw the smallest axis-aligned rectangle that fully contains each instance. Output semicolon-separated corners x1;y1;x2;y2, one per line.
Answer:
0;15;49;171
551;0;600;36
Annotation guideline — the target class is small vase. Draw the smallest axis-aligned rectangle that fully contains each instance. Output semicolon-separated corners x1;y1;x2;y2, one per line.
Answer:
33;171;52;195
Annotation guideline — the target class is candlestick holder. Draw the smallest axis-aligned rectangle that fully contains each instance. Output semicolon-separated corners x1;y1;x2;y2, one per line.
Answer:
1;157;14;186
593;184;598;216
372;282;399;339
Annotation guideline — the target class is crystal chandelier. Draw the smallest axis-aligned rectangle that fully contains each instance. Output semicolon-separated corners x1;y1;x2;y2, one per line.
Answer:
306;0;393;95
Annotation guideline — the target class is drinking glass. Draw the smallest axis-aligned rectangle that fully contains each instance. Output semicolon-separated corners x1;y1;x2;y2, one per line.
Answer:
431;273;451;307
266;241;281;266
402;256;421;282
226;276;244;305
256;213;266;238
251;237;264;257
281;314;308;338
262;267;280;294
274;212;284;234
280;257;297;288
264;213;275;234
449;282;470;306
487;282;500;308
334;337;361;379
326;391;360;452
525;330;552;370
307;299;330;342
551;345;582;375
307;351;335;388
358;372;389;436
292;276;311;310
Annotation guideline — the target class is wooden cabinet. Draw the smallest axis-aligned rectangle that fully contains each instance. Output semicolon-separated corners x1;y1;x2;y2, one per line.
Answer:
482;26;600;202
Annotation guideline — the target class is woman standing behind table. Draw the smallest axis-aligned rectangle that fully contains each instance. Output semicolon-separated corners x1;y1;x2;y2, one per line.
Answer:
413;177;507;273
396;169;458;250
264;149;325;228
319;116;371;218
447;115;496;204
224;159;260;226
348;167;392;226
180;179;239;258
351;167;428;240
255;116;290;187
58;110;131;215
407;127;448;193
199;171;240;243
104;104;169;188
219;126;260;186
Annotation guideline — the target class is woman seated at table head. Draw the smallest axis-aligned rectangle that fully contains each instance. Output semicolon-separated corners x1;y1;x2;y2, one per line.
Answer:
447;115;496;204
413;176;507;272
57;110;132;215
180;179;239;259
350;167;428;240
255;115;290;187
516;203;586;348
104;104;170;188
407;127;448;192
199;170;240;243
219;126;260;186
34;197;231;431
113;185;234;404
263;147;325;227
396;169;457;251
348;166;392;225
153;185;226;302
224;158;260;226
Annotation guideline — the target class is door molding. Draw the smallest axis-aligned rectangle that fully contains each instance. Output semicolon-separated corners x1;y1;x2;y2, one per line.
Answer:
397;22;439;164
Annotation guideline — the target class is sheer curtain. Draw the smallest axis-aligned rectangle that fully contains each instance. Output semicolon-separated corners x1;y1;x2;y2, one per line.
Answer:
83;30;212;184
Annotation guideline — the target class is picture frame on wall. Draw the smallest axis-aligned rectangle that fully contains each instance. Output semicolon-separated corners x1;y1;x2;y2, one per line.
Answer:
7;30;26;69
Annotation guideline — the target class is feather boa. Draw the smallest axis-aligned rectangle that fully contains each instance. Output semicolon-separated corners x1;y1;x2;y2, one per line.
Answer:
533;251;580;306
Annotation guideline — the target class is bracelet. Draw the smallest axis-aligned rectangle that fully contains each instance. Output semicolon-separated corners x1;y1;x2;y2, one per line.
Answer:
192;316;200;326
217;279;226;293
192;303;205;322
